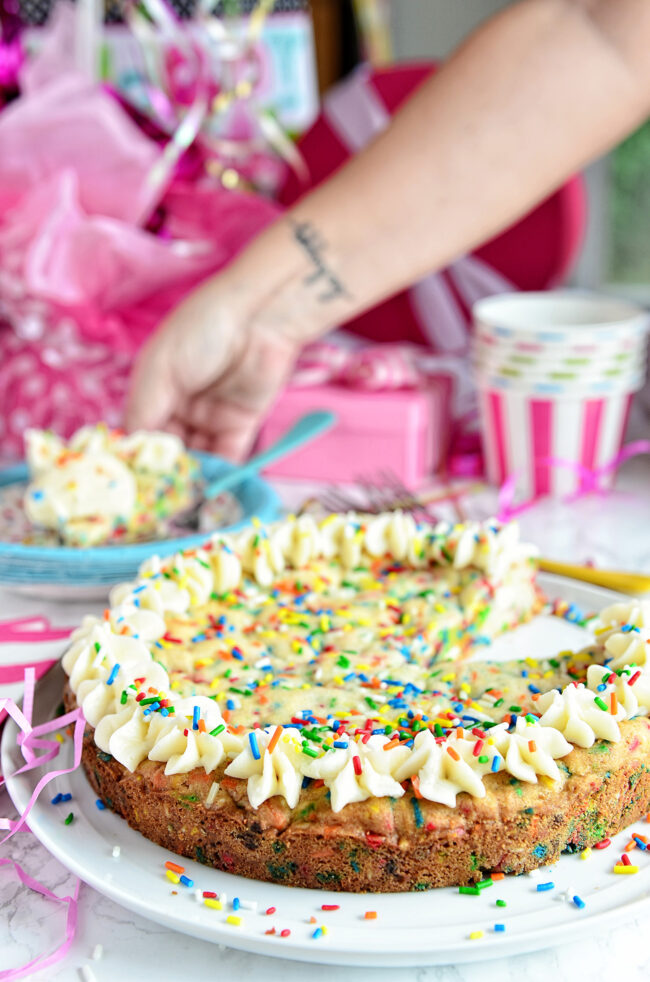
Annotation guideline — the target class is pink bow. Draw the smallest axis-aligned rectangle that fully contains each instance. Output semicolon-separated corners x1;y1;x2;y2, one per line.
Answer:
292;342;422;390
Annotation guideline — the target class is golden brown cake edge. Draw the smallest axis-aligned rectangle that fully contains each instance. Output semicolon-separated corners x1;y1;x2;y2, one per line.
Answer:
64;686;650;893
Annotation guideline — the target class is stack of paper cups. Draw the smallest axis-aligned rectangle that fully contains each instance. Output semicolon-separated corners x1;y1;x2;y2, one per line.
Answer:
473;291;649;498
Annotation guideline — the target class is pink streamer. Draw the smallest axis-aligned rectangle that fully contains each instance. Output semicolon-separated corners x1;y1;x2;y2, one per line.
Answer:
0;859;80;982
0;617;72;643
0;662;86;980
0;660;57;685
497;440;650;521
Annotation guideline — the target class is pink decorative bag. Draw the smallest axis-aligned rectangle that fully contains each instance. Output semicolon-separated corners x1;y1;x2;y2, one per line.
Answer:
0;40;279;460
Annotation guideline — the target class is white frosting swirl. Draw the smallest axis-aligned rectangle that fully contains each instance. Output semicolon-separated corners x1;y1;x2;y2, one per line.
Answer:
596;600;650;634
590;600;650;670
536;683;625;747
393;729;489;806
586;663;650;719
490;717;572;783
225;729;304;809
25;451;136;529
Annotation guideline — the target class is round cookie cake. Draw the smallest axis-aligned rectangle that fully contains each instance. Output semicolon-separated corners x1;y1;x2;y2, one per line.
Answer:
62;513;650;892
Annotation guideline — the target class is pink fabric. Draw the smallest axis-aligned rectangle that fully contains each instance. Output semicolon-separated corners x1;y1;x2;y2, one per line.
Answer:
0;183;279;459
0;314;132;458
0;15;281;459
0;75;159;221
0;177;278;459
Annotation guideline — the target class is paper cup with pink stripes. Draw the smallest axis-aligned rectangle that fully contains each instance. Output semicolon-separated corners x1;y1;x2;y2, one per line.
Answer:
477;384;637;497
473;291;649;497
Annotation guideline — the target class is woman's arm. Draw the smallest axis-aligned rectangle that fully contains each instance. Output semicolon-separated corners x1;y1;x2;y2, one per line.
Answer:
128;0;650;456
236;0;650;336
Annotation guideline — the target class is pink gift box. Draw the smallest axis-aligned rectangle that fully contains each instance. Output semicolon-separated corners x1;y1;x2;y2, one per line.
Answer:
257;381;452;484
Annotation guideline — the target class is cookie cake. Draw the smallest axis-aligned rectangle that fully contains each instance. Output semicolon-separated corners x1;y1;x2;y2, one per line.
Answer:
61;512;650;891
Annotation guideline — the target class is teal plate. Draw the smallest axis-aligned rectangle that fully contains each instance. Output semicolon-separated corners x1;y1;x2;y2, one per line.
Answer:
0;452;281;591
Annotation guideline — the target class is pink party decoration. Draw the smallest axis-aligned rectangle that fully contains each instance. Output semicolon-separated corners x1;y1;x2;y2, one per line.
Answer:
0;75;159;220
0;858;80;981
0;664;85;980
257;343;453;483
0;23;280;458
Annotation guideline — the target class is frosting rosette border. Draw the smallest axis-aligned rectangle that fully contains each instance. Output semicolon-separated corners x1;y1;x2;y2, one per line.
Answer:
62;512;650;813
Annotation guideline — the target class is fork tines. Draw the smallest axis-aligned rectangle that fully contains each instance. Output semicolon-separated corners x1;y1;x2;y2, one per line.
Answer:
318;470;436;525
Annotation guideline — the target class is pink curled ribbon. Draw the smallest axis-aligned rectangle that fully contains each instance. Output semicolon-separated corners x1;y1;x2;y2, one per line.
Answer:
0;861;79;982
498;440;650;521
0;662;86;980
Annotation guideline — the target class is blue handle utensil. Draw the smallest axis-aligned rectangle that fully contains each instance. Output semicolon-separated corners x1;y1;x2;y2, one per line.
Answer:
203;410;336;499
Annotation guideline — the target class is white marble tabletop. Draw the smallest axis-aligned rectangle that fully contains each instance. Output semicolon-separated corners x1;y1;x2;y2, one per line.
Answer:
2;468;650;982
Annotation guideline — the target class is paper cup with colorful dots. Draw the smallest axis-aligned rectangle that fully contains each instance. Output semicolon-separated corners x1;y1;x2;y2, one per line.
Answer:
473;291;649;498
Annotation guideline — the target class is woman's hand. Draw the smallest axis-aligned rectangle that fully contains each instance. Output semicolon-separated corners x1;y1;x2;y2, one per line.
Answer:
126;275;303;461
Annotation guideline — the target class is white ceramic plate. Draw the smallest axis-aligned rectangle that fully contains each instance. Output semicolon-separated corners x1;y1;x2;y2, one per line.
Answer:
4;574;650;968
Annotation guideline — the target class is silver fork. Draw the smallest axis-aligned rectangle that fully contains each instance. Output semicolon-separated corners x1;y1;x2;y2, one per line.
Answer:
317;470;437;524
316;471;471;524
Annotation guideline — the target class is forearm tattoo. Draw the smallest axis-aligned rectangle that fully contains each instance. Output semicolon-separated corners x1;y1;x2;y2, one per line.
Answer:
290;219;350;303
